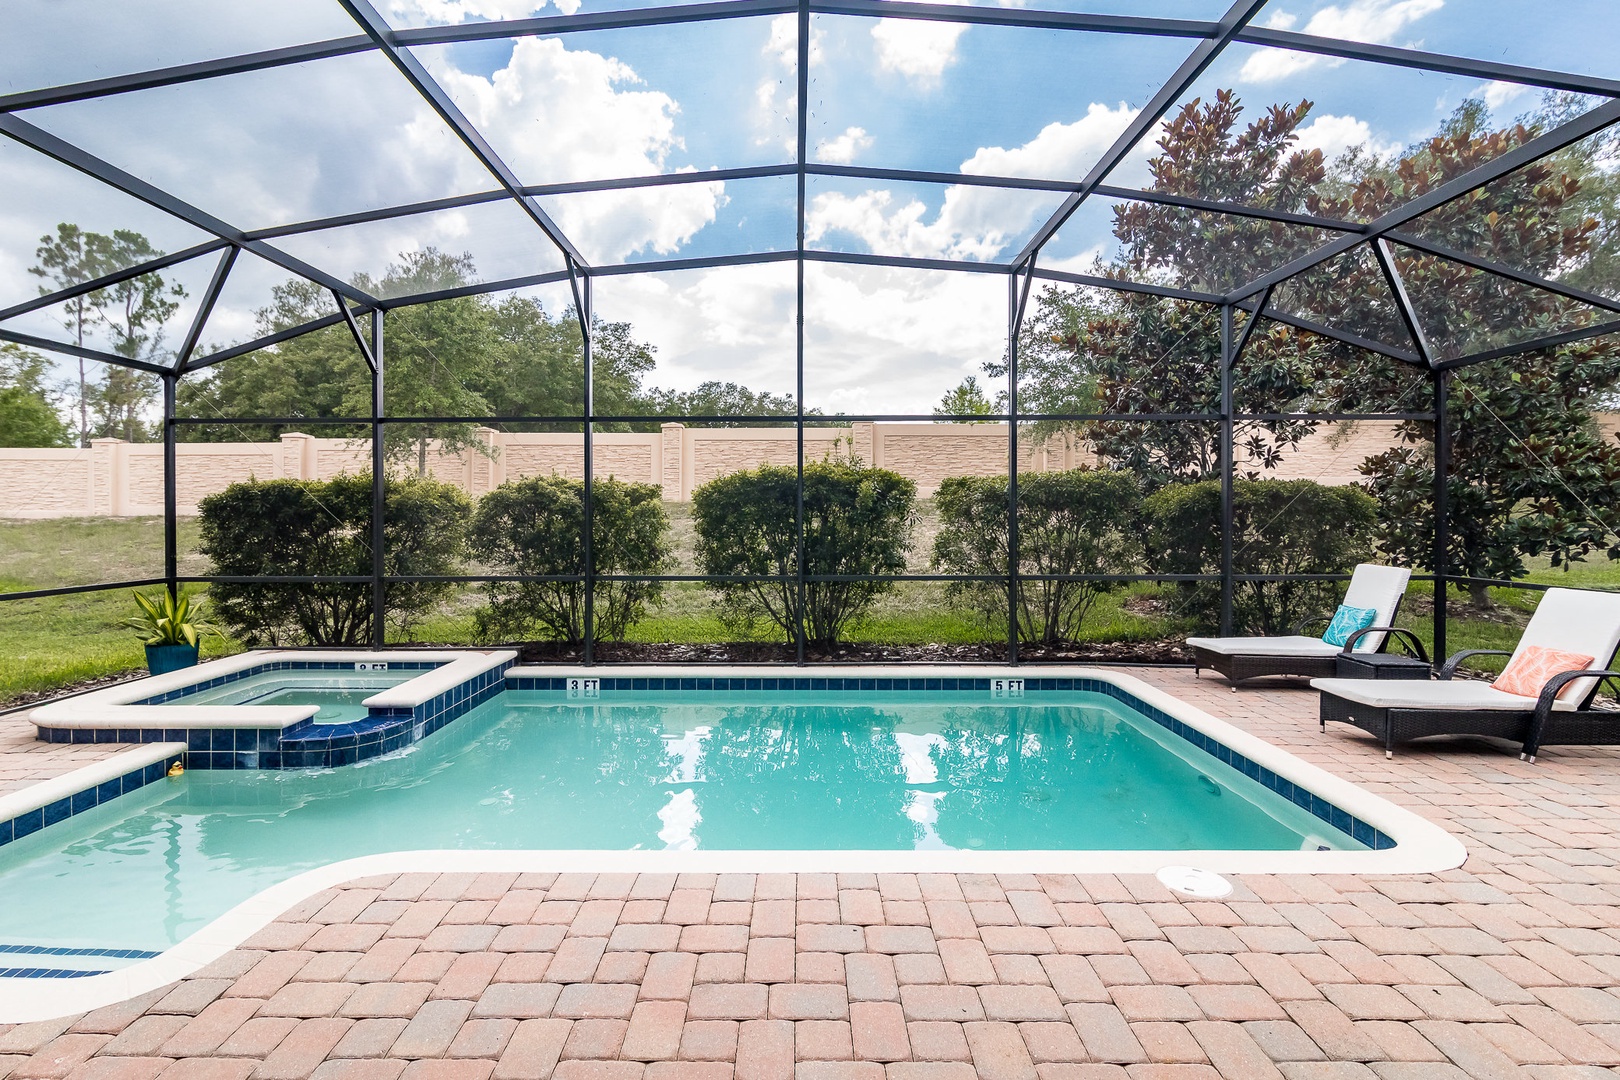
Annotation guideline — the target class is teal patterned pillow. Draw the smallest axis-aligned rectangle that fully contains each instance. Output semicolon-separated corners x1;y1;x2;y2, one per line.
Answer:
1322;604;1378;648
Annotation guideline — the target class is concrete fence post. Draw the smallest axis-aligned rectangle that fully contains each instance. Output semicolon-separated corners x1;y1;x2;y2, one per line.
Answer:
661;423;685;501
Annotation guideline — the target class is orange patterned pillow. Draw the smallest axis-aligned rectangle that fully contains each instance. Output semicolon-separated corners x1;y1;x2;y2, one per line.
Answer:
1492;646;1595;700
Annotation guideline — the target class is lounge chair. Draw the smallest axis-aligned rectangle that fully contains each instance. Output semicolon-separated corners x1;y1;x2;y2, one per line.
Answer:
1187;563;1414;688
1311;586;1620;761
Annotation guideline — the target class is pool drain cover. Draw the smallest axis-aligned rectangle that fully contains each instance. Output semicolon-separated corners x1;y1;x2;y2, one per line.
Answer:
1156;865;1233;899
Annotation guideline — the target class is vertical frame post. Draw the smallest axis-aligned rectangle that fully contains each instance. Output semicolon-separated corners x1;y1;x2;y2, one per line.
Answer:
163;371;178;599
1432;368;1449;663
1006;270;1020;666
1219;304;1235;637
794;0;809;665
582;273;596;665
371;309;386;649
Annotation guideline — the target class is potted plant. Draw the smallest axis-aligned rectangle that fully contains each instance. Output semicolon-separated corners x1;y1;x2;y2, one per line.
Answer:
126;586;217;675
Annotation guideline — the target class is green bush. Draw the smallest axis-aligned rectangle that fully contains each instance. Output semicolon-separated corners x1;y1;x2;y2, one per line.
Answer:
468;475;671;645
1142;478;1378;635
198;473;470;645
692;459;916;648
933;469;1141;645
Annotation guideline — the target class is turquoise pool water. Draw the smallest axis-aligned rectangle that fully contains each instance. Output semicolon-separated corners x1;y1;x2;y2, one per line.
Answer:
0;690;1356;957
155;670;418;724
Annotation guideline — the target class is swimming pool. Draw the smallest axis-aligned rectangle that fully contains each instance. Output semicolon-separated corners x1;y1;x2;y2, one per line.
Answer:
154;669;419;724
1;681;1435;958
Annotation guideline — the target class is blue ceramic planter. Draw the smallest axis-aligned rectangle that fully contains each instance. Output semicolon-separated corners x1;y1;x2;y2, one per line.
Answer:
145;643;199;675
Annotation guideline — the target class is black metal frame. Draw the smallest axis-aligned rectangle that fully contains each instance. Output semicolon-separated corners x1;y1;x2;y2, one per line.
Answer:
5;0;1620;660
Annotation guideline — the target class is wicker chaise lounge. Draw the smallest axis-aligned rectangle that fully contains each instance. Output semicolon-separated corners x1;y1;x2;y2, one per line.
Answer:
1311;587;1620;761
1187;563;1413;687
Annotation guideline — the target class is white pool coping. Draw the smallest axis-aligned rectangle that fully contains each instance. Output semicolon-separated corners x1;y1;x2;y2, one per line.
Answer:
0;742;184;824
0;663;1465;1021
27;649;516;731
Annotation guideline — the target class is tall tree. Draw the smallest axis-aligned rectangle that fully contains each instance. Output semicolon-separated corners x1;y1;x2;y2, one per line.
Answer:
997;92;1410;485
29;226;183;444
29;224;110;447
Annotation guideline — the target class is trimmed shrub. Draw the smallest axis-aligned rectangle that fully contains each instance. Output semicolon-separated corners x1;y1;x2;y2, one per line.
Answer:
932;468;1141;645
198;473;470;645
692;459;916;648
1142;478;1378;635
469;475;671;645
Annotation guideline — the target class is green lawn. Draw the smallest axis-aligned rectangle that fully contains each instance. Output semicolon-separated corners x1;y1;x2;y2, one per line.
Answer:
4;514;1613;705
0;517;237;703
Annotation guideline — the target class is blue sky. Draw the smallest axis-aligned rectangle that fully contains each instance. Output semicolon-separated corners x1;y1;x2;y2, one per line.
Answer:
0;0;1613;412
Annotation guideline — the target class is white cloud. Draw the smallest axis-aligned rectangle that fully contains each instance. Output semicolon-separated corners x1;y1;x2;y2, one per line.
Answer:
814;127;875;165
803;262;1006;412
1480;80;1530;111
1293;112;1400;162
755;14;813;156
870;20;968;87
427;38;725;262
807;102;1139;263
1240;0;1444;83
593;263;798;395
384;0;582;22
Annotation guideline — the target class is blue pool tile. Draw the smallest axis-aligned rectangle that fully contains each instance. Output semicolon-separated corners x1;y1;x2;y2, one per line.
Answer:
12;810;42;840
42;798;71;826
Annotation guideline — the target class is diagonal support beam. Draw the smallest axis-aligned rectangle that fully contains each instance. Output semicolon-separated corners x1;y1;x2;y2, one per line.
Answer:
1436;315;1620;371
1226;97;1620;303
1372;239;1434;366
1015;0;1272;264
0;326;171;375
1384;230;1620;316
0;239;228;323
175;247;238;368
336;289;378;372
0;115;378;309
335;0;589;269
1237;27;1620;101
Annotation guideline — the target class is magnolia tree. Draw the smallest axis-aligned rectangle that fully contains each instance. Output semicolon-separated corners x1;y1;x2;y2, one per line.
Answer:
998;91;1413;486
1001;90;1620;603
1343;102;1620;604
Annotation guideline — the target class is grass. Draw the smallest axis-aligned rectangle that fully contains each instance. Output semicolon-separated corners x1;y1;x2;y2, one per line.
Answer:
4;512;1612;703
0;517;238;703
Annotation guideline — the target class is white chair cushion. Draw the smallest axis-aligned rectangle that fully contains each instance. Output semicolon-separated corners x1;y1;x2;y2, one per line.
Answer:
1311;677;1542;711
1188;635;1341;658
1339;563;1413;653
1505;587;1620;705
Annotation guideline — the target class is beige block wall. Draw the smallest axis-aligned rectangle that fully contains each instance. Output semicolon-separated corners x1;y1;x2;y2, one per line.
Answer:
0;416;1608;518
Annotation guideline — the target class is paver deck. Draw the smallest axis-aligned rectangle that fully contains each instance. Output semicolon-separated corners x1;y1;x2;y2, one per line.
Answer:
2;667;1619;1079
0;708;130;797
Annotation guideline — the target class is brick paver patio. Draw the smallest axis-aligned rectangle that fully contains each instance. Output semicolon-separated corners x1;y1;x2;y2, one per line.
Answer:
2;668;1618;1079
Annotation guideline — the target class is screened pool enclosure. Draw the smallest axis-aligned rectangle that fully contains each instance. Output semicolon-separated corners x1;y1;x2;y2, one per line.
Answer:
2;0;1618;663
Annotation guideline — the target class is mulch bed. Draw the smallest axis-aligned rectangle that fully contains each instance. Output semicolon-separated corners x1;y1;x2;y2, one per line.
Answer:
0;668;145;713
517;639;1193;665
3;640;1197;712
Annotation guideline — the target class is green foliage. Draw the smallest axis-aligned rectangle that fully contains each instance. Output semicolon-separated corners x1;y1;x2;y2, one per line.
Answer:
124;586;217;647
644;380;803;422
198;474;470;645
1142;479;1378;634
0;343;72;447
997;92;1392;484
0;386;72;447
692;459;917;648
932;468;1141;645
1344;102;1620;602
29;224;185;445
468;475;672;645
934;377;996;422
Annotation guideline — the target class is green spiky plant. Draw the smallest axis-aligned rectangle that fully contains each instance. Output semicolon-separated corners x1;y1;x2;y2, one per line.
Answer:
125;586;217;648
